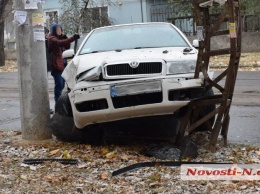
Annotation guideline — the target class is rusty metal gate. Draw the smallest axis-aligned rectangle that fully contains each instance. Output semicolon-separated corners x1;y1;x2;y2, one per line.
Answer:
174;0;242;152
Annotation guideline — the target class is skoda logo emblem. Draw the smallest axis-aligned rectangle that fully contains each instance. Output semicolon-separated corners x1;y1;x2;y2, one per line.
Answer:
129;61;139;68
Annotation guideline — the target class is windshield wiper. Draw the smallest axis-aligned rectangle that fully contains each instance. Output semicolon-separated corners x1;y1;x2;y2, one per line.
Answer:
183;47;193;53
79;50;105;55
90;51;99;53
134;46;159;49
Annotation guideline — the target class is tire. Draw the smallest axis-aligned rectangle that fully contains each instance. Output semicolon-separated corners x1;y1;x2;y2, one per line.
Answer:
55;92;73;117
51;113;83;142
51;92;105;145
196;88;216;131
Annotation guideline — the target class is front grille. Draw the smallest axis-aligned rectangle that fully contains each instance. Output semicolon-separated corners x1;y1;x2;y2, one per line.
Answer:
106;62;162;76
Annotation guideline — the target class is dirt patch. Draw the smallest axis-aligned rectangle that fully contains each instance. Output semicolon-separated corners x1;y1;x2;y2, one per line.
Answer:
11;134;54;147
0;60;17;73
210;52;260;71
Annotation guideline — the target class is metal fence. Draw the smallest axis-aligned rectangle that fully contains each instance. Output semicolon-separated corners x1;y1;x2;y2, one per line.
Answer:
150;7;195;36
151;6;260;35
243;15;260;32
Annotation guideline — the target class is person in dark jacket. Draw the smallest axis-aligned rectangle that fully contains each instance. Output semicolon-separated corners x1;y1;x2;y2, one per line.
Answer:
48;24;80;103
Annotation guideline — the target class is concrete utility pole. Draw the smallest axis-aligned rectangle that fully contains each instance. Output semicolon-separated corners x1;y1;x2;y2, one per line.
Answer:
14;0;52;140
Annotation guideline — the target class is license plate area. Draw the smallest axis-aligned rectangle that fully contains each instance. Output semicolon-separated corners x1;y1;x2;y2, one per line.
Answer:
111;81;162;97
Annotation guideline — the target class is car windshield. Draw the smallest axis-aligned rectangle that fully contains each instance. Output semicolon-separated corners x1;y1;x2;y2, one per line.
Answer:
79;23;189;55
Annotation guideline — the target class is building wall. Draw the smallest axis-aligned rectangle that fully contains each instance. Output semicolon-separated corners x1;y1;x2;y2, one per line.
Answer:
42;0;62;28
4;2;15;49
43;0;151;26
108;0;148;25
43;0;61;10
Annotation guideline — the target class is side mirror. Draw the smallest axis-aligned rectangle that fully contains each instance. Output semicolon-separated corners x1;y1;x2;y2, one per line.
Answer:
62;49;75;59
192;39;199;48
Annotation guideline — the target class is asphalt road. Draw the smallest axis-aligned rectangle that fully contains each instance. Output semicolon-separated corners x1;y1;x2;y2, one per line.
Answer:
0;72;260;146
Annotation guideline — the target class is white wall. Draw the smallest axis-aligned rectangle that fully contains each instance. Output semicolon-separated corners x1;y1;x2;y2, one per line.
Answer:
108;0;148;25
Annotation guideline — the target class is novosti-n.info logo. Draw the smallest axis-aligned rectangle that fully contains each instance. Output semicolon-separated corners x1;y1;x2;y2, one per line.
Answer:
181;164;260;180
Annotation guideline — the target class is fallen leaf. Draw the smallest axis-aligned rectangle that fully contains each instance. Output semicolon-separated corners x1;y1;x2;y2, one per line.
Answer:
149;181;161;187
63;150;69;155
50;149;60;155
251;158;260;163
30;166;37;171
239;185;247;190
148;173;161;182
100;147;109;155
77;163;88;169
106;152;116;159
120;154;129;160
100;172;108;180
247;182;254;187
62;150;72;159
85;145;92;150
45;175;61;184
3;158;12;163
21;163;29;167
77;187;84;193
21;174;27;180
246;146;254;152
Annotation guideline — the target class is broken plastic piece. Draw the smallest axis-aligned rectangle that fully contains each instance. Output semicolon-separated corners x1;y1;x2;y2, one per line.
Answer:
112;161;231;177
22;158;78;165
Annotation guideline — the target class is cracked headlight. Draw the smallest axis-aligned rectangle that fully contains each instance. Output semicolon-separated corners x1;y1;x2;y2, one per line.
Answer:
167;61;196;75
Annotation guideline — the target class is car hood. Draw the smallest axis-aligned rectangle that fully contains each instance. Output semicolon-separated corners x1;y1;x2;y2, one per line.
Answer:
75;47;197;75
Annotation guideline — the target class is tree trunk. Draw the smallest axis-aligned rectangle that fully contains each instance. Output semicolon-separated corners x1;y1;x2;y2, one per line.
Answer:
0;21;5;67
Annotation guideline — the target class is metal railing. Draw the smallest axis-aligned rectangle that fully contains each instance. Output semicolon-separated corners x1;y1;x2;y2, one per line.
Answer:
150;6;195;36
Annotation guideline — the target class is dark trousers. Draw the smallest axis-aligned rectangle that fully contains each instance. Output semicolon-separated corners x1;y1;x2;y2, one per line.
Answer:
51;69;65;103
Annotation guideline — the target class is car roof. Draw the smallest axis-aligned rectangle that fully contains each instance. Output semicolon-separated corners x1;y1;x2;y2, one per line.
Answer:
92;22;173;31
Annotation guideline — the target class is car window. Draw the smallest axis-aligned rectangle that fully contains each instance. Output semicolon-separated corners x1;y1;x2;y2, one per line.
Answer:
79;24;189;54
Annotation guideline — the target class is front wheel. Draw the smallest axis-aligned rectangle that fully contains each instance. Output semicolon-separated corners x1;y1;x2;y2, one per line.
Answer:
55;92;73;117
51;92;105;145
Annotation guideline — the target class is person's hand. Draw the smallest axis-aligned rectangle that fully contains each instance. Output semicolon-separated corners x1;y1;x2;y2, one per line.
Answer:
73;34;80;40
61;34;68;39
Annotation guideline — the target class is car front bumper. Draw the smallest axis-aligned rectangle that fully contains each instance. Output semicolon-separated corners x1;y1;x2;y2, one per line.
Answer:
69;75;203;129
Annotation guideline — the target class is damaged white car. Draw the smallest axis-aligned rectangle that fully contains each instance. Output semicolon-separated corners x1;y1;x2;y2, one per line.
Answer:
52;23;215;144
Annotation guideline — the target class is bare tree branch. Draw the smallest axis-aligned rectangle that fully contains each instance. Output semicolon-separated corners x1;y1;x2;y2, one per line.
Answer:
58;0;113;35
